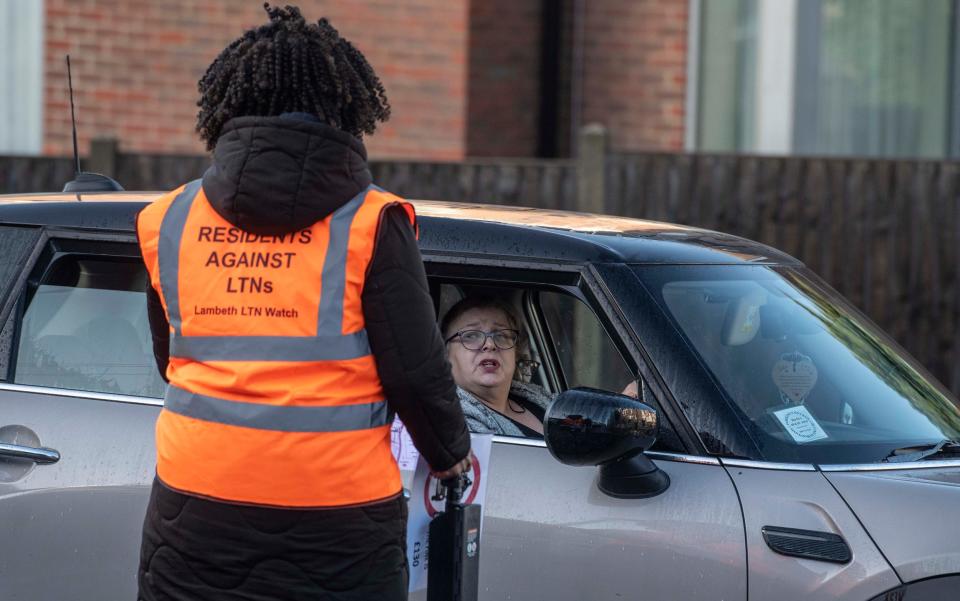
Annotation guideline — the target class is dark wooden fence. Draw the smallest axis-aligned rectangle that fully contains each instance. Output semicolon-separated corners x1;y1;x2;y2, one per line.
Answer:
1;131;958;397
0;143;578;206
604;153;960;398
371;159;579;211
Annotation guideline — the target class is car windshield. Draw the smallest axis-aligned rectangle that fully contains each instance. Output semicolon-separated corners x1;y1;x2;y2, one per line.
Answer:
636;265;960;464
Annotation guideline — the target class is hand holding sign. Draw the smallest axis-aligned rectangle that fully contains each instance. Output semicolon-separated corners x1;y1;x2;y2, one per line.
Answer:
407;433;492;593
424;450;482;518
432;454;472;480
390;419;492;594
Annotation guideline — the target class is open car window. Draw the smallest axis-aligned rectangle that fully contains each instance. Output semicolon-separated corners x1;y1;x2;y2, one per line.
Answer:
437;283;634;397
432;276;685;451
11;254;165;398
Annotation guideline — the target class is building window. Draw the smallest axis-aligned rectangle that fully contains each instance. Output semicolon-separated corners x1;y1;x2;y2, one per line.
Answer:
696;0;956;158
0;0;43;155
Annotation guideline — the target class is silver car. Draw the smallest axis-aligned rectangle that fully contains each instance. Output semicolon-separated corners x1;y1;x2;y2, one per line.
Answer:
1;191;958;600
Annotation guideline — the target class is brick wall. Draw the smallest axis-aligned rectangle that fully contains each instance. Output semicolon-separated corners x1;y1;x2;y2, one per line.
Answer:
465;0;542;157
579;0;688;152
43;0;468;160
40;0;690;160
463;0;690;157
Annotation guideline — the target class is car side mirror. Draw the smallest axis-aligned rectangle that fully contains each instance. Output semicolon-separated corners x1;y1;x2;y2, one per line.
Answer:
544;387;670;498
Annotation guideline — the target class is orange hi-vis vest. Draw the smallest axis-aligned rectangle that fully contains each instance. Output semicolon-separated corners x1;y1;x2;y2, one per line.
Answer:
137;179;414;507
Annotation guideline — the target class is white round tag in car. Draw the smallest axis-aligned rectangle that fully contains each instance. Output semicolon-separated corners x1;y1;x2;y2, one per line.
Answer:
772;405;828;443
772;352;818;404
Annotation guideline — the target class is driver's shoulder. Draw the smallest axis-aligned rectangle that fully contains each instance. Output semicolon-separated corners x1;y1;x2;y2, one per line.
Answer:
509;380;553;409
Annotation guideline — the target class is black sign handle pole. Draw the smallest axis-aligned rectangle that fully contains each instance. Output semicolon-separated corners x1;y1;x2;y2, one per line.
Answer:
427;474;481;601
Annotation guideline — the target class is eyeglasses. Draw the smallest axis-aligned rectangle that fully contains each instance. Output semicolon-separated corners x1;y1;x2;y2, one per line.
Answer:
445;329;520;350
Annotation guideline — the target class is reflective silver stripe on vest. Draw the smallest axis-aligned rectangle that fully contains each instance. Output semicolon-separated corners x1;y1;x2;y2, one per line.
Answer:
169;330;370;362
317;191;367;335
155;183;375;361
164;385;389;432
158;179;203;335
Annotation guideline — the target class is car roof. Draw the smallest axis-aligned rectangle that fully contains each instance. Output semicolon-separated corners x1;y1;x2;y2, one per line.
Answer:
0;191;798;265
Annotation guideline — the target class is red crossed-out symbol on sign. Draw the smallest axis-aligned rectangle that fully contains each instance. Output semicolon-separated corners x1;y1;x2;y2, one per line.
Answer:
423;451;481;518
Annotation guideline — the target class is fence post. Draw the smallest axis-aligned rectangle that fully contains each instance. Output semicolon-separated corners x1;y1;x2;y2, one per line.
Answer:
577;123;607;214
87;137;119;178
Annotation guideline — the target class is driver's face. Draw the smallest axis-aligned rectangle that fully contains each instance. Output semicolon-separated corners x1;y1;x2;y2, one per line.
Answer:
445;307;517;397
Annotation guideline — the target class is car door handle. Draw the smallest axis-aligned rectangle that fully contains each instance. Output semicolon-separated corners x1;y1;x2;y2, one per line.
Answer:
0;442;61;464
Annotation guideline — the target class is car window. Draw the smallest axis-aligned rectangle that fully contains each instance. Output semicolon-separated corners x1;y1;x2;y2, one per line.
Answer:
639;264;960;464
431;275;684;451
12;255;165;398
538;290;634;393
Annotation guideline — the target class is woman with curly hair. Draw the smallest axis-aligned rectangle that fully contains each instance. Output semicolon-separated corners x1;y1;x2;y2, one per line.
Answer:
135;5;470;600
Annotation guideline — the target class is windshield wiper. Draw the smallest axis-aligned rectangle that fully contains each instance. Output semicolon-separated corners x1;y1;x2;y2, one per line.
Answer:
883;439;960;463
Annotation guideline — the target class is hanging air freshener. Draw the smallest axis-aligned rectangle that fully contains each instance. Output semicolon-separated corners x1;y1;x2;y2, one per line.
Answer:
772;351;818;405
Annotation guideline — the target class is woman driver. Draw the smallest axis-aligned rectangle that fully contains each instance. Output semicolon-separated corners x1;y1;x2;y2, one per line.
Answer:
441;296;551;437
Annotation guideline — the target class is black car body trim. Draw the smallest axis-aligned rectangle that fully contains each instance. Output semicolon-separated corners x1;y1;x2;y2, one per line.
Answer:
761;526;852;564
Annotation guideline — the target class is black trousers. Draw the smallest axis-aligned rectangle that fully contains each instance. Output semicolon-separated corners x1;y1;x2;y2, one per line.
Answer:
138;478;408;601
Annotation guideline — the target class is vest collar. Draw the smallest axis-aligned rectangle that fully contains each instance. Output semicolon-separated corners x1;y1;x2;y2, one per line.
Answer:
201;115;373;235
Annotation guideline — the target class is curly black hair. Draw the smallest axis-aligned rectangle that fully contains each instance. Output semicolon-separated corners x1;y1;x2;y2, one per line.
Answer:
196;3;391;150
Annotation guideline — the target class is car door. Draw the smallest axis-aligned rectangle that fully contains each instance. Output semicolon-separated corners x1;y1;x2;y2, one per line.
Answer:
423;258;747;601
0;231;162;601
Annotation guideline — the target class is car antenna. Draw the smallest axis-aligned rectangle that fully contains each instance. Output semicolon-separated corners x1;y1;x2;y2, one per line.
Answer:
61;54;124;195
67;55;81;176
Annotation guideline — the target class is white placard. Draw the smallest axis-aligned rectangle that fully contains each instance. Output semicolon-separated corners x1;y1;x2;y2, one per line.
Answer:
406;433;493;593
390;416;420;471
772;405;828;443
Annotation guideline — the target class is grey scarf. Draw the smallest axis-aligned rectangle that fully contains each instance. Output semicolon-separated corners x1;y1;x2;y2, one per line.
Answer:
457;381;553;437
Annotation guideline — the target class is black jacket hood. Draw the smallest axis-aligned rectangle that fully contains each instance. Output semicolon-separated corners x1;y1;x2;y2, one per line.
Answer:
201;115;373;235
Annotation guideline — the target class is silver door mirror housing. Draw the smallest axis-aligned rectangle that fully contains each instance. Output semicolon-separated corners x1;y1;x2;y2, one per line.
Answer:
544;387;669;498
